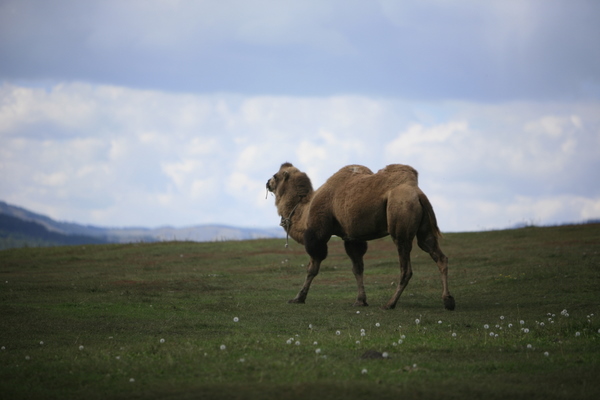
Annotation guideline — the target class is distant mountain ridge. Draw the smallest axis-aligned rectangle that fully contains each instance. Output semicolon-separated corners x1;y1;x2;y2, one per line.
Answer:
0;201;284;250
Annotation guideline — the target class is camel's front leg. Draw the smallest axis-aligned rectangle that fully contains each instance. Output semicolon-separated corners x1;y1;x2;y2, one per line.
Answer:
289;258;321;304
289;229;328;304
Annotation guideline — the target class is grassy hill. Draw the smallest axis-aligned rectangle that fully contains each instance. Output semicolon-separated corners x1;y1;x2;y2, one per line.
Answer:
0;224;599;399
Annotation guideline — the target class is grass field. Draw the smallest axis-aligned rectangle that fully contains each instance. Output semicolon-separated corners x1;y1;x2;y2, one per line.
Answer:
1;224;599;399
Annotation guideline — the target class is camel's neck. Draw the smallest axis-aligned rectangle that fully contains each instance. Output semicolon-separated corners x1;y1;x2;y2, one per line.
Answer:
277;194;310;245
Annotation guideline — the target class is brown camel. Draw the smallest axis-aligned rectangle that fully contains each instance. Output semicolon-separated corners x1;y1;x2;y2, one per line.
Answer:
266;162;455;310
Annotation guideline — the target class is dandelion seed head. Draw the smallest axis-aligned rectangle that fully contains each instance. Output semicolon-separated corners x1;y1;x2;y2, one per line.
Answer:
1;346;5;350
79;345;84;351
575;332;581;337
500;316;505;320
375;323;380;328
438;320;442;324
220;344;226;350
361;332;366;337
356;340;361;344
489;332;494;337
238;358;245;363
360;328;366;333
508;323;513;328
544;351;549;357
309;324;313;329
398;339;403;344
233;317;239;322
129;378;135;383
401;335;406;339
527;344;532;349
39;341;44;345
356;311;360;314
313;341;318;345
452;332;457;338
159;338;165;344
484;324;489;329
361;368;368;374
520;320;525;325
315;348;321;354
336;330;341;336
25;355;30;360
286;339;293;344
415;319;420;325
524;328;530;333
382;352;389;358
295;341;300;346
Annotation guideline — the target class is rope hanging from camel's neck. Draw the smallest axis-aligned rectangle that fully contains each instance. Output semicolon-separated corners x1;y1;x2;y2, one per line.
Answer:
280;199;302;248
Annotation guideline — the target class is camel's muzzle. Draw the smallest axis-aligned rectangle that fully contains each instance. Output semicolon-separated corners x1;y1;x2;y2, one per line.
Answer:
266;179;273;192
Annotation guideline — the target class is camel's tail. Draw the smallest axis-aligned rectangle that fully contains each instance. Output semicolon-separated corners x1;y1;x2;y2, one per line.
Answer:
417;190;442;238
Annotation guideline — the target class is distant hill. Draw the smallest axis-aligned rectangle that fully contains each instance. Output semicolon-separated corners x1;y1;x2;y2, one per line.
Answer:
0;201;284;250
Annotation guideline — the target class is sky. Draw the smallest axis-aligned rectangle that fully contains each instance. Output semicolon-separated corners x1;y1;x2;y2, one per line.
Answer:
1;0;599;232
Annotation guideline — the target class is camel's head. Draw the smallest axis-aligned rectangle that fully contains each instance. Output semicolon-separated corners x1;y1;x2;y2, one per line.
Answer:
266;162;294;195
266;162;313;199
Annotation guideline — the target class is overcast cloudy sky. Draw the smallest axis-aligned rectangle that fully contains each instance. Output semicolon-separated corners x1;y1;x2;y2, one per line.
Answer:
1;0;599;232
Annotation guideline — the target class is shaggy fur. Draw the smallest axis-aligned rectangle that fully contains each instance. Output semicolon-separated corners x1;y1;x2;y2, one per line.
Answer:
267;163;455;310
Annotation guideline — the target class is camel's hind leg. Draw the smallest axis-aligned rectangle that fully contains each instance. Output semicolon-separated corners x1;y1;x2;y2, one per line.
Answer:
289;228;328;304
383;237;414;310
344;240;369;306
383;188;421;310
417;230;455;310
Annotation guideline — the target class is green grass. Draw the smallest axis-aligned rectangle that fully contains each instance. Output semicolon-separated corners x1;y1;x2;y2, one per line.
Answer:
1;224;599;399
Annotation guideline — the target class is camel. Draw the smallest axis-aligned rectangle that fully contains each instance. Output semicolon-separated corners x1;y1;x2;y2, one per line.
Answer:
266;162;455;310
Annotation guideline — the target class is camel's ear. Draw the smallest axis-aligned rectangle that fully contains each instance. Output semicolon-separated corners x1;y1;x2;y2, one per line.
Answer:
282;170;289;181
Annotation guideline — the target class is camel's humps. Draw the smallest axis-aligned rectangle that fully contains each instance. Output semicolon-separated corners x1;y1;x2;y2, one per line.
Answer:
266;163;455;310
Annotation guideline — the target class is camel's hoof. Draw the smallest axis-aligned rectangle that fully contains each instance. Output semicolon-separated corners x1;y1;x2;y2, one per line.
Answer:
288;298;305;304
380;304;395;310
443;295;456;311
352;301;369;307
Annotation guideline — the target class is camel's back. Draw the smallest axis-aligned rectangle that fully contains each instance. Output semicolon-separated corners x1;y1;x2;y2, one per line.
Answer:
309;164;420;240
322;164;418;195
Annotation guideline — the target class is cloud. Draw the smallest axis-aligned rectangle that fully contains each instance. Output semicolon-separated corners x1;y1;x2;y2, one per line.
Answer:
1;82;599;231
1;1;599;100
